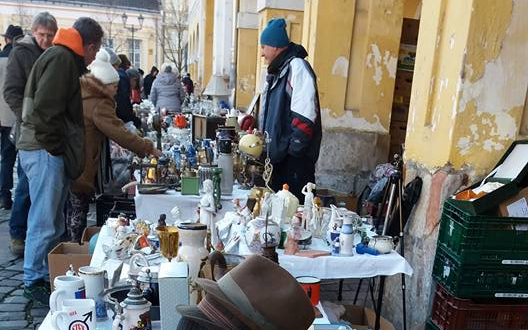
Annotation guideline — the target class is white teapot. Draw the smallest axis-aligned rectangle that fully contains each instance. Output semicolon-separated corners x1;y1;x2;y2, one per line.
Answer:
112;286;152;330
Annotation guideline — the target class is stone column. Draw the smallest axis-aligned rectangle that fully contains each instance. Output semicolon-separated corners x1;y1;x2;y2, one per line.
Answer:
383;1;528;329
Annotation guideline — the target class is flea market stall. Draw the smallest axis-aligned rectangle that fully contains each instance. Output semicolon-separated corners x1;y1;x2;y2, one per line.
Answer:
41;97;412;330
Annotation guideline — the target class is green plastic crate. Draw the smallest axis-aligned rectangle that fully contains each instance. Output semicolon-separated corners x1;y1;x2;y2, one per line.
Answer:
432;245;528;299
426;320;441;330
438;199;528;266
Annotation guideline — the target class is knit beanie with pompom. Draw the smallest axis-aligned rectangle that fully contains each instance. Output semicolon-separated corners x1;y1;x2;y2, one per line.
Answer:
88;49;120;84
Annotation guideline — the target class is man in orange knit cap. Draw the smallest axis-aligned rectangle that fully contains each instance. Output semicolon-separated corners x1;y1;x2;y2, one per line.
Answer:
17;17;103;306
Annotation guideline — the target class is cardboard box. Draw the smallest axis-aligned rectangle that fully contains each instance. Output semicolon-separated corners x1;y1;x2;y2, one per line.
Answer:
498;187;528;217
48;242;92;287
81;226;101;244
342;304;395;330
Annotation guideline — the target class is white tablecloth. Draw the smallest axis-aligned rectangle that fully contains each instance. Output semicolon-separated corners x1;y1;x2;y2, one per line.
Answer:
279;239;413;279
134;186;248;222
38;314;161;330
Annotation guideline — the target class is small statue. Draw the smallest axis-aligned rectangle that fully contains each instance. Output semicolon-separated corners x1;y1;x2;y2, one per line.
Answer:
157;214;167;228
311;196;323;238
284;216;302;255
233;198;252;225
252;189;263;218
260;192;273;218
301;182;315;230
199;179;219;247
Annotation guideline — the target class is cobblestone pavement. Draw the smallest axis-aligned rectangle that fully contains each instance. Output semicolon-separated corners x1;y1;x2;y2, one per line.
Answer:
0;210;48;330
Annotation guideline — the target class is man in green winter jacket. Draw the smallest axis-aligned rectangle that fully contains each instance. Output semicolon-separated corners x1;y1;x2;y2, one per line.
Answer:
17;17;103;306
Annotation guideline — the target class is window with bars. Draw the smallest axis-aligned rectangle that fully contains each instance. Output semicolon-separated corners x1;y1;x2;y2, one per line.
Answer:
103;38;114;49
127;39;141;68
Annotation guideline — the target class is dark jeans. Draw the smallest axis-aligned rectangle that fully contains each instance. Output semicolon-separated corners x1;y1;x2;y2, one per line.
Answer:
0;126;16;202
270;155;316;201
9;161;31;240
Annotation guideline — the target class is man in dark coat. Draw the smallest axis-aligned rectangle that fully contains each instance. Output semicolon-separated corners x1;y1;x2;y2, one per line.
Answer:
17;17;103;306
259;18;322;201
3;12;58;257
143;65;158;97
0;25;23;57
0;24;23;212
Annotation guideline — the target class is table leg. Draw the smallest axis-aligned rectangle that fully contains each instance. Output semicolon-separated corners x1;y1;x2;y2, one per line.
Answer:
353;278;363;304
337;279;344;301
375;276;386;330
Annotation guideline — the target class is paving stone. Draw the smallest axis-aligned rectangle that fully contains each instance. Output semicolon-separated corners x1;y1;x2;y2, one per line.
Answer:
29;308;49;318
2;303;27;312
0;286;14;294
0;279;23;287
3;296;29;304
6;262;24;272
0;270;19;277
0;320;28;329
0;312;26;321
11;274;24;281
11;289;24;296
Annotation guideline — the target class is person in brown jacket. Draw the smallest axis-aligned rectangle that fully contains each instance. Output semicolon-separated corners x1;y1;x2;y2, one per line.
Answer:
66;49;161;242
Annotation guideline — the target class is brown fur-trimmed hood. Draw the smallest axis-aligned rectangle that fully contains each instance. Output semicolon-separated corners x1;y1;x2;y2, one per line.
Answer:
80;73;116;102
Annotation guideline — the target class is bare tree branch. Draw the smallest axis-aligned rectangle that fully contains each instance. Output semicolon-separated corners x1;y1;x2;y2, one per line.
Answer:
101;0;127;52
159;0;188;74
12;0;32;31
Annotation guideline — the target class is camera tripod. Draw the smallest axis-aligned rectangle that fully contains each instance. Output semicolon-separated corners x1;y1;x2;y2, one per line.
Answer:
376;153;407;330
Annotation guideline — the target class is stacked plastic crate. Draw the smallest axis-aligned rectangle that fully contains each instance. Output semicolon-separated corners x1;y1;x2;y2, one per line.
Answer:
428;199;528;330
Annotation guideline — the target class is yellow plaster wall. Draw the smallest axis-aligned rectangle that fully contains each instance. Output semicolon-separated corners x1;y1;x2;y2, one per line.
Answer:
202;0;215;94
255;8;304;94
342;0;404;132
405;0;528;176
301;0;355;120
235;28;258;108
403;0;421;19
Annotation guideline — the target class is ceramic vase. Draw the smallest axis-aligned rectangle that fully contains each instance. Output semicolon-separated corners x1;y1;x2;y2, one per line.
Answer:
245;217;281;254
177;223;208;304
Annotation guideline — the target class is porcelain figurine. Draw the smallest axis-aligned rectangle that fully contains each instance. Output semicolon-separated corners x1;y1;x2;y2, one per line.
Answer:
199;179;219;247
284;216;302;255
260;192;273;218
311;196;324;238
301;182;315;230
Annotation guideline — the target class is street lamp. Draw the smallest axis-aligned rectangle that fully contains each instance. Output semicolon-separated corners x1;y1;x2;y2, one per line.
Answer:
122;12;144;66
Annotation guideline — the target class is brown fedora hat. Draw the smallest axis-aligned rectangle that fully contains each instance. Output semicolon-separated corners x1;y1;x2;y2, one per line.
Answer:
191;254;315;330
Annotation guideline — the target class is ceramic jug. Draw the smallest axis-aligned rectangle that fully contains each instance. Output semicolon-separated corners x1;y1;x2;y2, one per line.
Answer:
339;216;355;255
113;286;152;330
274;184;299;221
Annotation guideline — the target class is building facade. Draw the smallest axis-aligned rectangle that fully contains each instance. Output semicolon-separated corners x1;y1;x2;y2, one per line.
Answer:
0;0;161;71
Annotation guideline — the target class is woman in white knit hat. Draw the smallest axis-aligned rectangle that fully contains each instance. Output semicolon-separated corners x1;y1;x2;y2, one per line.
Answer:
65;49;162;242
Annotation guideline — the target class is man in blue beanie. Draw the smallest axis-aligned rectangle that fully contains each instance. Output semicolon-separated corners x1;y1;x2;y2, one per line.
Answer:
259;18;322;201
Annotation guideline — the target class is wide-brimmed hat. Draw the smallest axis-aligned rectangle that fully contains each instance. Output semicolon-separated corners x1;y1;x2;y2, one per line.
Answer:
178;255;315;330
2;25;23;39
